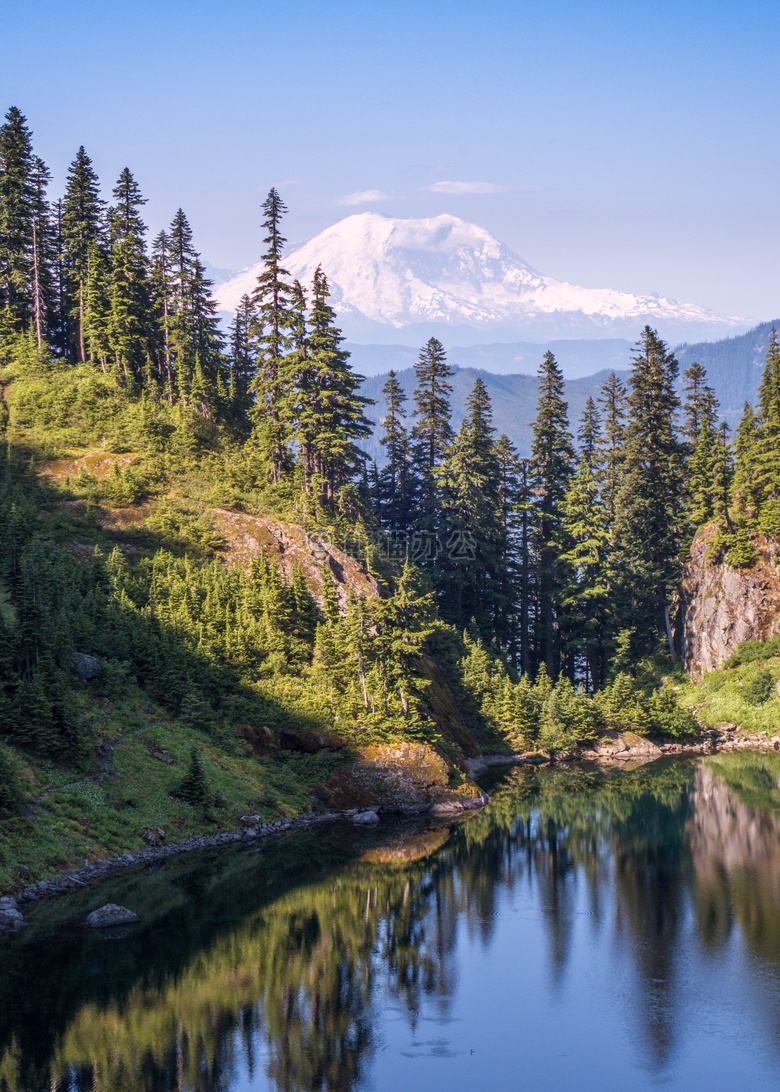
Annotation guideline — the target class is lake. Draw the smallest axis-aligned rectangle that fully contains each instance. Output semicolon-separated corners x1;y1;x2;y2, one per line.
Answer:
3;753;780;1091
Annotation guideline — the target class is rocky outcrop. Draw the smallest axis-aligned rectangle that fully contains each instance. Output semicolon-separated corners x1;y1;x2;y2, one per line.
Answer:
211;509;379;614
680;527;780;680
313;742;489;814
588;730;662;760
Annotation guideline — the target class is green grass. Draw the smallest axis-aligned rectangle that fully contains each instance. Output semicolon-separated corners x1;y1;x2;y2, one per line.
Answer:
0;689;351;892
678;650;780;734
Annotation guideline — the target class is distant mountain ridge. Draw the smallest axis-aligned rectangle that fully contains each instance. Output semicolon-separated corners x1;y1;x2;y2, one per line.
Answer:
359;321;780;461
214;212;749;343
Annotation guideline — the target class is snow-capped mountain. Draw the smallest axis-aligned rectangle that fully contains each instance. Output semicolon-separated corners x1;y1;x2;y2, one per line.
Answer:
213;213;750;342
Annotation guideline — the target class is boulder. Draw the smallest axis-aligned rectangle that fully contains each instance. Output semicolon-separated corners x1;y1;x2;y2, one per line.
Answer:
0;906;24;931
590;731;662;760
278;728;345;754
314;742;487;814
141;827;165;846
352;809;380;826
85;903;140;928
0;896;17;912
72;652;101;681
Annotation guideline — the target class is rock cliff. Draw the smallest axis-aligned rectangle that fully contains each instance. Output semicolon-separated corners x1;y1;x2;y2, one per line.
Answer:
680;527;780;680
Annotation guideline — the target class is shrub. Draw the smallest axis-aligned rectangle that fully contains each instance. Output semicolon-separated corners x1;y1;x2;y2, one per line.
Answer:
743;668;775;706
0;748;23;818
726;637;780;669
175;746;209;806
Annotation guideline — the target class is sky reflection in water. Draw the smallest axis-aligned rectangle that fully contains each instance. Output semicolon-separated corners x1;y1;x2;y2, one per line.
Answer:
3;753;780;1091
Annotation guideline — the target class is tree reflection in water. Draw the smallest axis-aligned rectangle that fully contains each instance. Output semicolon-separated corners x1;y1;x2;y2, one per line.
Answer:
3;755;780;1092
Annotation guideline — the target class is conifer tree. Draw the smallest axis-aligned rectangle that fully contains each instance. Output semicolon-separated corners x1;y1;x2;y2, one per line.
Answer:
377;370;414;533
596;371;627;526
167;208;225;414
0;107;36;341
612;327;685;653
754;328;780;525
530;351;574;677
107;168;152;380
83;241;112;372
440;377;501;631
731;401;760;526
682;361;718;453
228;292;256;428
250;188;294;481
410;337;453;545
300;267;373;504
28;156;57;352
61;146;105;363
561;402;609;686
494;433;524;665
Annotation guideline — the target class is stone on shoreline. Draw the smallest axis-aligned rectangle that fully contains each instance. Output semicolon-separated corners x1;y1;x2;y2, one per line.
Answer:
352;809;380;826
86;903;139;928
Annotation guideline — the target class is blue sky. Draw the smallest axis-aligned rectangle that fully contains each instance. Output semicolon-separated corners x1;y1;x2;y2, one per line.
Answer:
3;0;779;319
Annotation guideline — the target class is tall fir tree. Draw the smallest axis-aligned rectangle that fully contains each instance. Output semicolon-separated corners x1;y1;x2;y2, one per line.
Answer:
440;377;502;632
0;107;36;342
612;327;685;653
530;351;574;677
298;267;373;505
596;370;628;527
561;415;610;688
410;337;453;542
250;188;294;482
681;361;718;453
376;370;414;533
107;168;151;380
61;146;105;363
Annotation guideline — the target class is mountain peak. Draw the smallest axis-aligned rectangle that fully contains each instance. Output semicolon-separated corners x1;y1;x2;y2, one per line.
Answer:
214;213;751;343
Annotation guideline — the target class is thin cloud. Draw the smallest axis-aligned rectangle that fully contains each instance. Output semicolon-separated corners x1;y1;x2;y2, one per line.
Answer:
423;180;537;195
336;189;393;206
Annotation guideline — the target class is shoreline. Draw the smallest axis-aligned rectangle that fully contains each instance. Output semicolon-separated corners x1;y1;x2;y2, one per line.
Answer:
9;796;487;909
6;728;774;910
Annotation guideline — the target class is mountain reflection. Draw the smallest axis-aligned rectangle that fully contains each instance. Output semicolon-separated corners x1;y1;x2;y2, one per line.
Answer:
3;755;780;1092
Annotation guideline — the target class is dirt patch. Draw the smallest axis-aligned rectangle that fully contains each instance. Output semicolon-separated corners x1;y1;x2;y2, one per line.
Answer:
41;451;138;481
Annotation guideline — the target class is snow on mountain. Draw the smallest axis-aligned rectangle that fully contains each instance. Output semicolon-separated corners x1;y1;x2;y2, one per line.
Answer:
213;212;750;341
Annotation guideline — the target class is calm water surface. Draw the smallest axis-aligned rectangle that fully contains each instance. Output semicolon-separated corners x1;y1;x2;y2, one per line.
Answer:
3;754;780;1091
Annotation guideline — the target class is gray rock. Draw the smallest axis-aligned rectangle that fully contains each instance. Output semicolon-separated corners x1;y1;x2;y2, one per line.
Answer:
141;827;165;846
86;903;139;928
0;896;17;912
352;809;380;826
430;801;465;817
72;652;101;681
0;907;25;931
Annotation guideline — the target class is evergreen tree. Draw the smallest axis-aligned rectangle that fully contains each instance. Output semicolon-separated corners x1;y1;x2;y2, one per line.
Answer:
596;371;627;526
561;403;609;687
529;351;574;677
299;267;373;505
61;146;105;363
228;292;256;428
107;168;151;380
167;208;225;414
440;377;502;631
754;328;780;525
377;370;414;533
410;337;453;544
0;107;36;341
250;188;294;482
682;360;718;453
612;327;685;653
493;433;524;665
731;401;761;525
